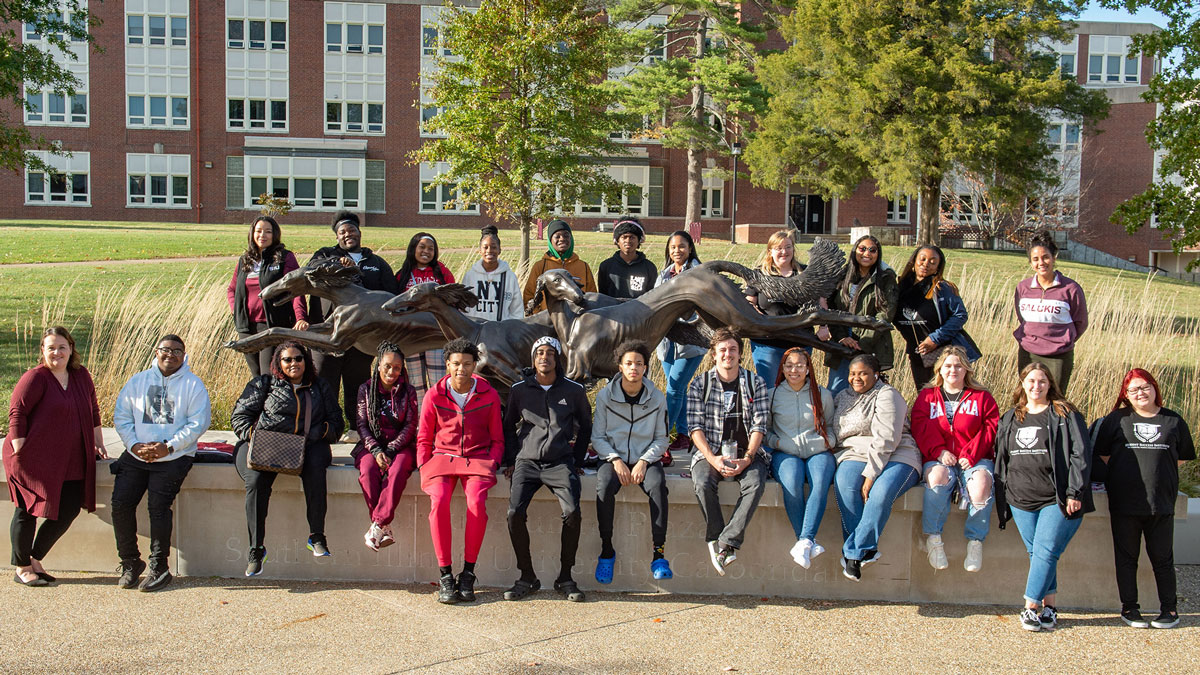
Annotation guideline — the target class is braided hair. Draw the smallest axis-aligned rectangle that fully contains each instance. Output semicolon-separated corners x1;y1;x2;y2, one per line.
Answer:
367;341;407;444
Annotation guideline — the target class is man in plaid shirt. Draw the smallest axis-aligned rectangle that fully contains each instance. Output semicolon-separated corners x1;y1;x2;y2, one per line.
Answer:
686;328;770;576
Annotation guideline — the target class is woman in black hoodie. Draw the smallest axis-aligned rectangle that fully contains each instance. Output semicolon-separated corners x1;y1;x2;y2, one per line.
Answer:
226;217;309;376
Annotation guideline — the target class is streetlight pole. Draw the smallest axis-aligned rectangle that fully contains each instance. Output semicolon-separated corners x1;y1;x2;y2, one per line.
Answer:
730;142;741;244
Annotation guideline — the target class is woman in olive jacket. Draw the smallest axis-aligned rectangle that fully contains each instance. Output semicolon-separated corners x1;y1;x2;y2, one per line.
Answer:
231;341;344;577
824;234;899;394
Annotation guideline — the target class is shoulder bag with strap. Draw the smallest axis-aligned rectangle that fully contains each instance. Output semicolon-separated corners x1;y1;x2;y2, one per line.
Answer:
247;390;312;475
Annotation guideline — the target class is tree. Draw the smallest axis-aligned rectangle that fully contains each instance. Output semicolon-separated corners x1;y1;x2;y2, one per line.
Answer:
412;0;633;270
1103;0;1200;268
256;192;293;219
606;0;786;227
1;1;96;172
744;0;1108;245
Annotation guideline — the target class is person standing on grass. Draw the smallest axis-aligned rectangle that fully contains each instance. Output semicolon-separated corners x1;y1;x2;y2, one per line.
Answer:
111;335;211;592
655;229;705;456
1094;368;1193;630
894;245;981;389
686;328;770;577
501;337;592;602
591;340;672;584
353;342;419;553
910;347;999;574
766;348;835;570
823;234;898;395
227;216;309;377
395;231;456;402
597;216;657;299
994;362;1093;633
522;219;597;313
461;225;524;322
308;211;400;423
1012;231;1088;392
416;338;504;605
5;327;108;587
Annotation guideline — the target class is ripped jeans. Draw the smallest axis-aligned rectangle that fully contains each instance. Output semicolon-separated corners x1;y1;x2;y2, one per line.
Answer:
921;459;994;542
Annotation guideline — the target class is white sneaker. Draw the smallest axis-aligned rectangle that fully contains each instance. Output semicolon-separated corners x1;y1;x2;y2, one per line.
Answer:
810;541;826;560
377;524;395;549
964;540;983;572
707;540;725;576
926;534;948;570
364;523;381;552
789;538;814;569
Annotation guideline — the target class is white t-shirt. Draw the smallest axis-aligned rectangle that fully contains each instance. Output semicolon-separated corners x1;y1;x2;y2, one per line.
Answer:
449;381;476;408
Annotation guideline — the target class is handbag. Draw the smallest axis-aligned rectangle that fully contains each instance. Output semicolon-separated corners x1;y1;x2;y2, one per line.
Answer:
247;390;312;475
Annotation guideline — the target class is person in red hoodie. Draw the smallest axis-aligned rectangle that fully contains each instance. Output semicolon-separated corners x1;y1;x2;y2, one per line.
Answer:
416;337;504;605
397;232;456;402
911;346;999;573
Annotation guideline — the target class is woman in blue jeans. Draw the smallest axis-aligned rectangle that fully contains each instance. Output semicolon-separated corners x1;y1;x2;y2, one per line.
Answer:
655;230;705;454
831;354;922;582
766;348;835;568
995;362;1093;632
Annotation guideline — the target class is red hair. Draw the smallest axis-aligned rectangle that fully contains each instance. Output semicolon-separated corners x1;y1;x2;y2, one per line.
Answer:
1113;368;1163;412
775;347;831;449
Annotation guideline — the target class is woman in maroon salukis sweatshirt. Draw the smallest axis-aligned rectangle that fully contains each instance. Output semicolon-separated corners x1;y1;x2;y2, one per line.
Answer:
395;232;456;402
1012;231;1088;392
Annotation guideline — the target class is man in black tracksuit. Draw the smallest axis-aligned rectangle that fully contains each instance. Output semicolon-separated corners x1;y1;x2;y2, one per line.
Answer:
306;211;400;415
502;336;592;602
597;217;657;299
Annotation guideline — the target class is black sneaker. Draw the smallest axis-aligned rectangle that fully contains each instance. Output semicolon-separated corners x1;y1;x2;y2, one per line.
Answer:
1151;610;1179;629
245;547;267;577
117;560;146;589
1121;607;1149;628
861;550;881;566
1038;605;1058;631
456;571;477;603
1020;607;1042;632
437;574;460;604
139;567;173;593
840;557;861;582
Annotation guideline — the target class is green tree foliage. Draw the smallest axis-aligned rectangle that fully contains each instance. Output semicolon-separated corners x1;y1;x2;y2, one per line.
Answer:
412;0;633;269
606;0;787;227
745;0;1108;244
1104;0;1200;267
1;1;96;172
256;192;293;219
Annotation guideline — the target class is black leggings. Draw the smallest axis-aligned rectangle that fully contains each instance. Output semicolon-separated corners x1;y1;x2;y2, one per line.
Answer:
235;441;332;550
9;480;85;567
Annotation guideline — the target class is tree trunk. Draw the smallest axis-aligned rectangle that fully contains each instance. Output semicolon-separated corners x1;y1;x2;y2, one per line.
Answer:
917;174;942;246
683;19;708;229
518;213;532;275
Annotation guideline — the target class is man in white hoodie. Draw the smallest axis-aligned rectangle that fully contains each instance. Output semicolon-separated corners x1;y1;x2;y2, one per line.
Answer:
461;225;525;322
111;334;212;592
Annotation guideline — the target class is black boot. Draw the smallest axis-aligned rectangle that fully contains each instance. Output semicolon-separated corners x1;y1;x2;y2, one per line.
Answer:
437;574;460;604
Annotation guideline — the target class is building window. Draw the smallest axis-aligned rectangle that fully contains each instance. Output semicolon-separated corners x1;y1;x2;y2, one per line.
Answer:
226;1;289;133
127;95;187;127
1046;122;1081;153
127;9;187;46
419;162;479;213
1088;35;1139;84
126;1;190;130
421;5;453;56
228;18;287;50
326;101;384;134
23;2;90;127
243;155;365;211
25;90;88;126
25;150;90;206
887;195;911;224
127;153;190;208
228;98;287;129
701;188;723;217
553;165;648;216
326;3;386;138
325;5;385;54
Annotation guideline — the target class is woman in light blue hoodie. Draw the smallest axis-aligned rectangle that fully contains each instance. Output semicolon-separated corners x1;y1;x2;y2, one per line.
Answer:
767;347;835;569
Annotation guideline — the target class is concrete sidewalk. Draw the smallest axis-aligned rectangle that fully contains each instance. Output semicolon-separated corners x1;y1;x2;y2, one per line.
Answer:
2;569;1198;673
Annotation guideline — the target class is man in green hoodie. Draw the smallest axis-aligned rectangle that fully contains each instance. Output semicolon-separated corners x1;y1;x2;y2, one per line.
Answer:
522;219;597;313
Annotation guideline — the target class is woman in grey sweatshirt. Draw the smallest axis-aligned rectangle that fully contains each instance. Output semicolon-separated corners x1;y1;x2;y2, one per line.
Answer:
766;348;835;569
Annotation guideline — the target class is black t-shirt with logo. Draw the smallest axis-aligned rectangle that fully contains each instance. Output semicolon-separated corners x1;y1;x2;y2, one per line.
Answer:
1096;407;1196;515
720;378;750;455
1005;409;1057;511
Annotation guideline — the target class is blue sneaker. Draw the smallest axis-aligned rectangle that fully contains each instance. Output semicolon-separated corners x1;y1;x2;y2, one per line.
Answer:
595;556;615;584
307;537;331;557
651;558;673;580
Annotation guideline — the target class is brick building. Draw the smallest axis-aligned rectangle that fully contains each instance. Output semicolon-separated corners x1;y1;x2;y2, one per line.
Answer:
3;6;1187;270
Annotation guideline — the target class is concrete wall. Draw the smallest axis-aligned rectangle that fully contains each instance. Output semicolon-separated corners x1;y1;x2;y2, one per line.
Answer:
2;454;1181;610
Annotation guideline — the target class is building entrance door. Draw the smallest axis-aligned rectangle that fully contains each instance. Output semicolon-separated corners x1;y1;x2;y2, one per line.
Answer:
789;193;827;234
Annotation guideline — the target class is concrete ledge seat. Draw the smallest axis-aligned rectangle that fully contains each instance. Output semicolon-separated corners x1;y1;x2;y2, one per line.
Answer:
0;429;1184;610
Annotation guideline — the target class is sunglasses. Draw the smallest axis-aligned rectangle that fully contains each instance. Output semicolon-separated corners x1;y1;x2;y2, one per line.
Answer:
856;246;879;254
280;356;305;364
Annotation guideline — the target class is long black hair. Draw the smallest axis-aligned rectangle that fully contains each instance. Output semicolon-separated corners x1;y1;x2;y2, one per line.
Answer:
836;234;887;313
396;231;446;289
367;341;410;442
663;229;701;269
241;216;285;272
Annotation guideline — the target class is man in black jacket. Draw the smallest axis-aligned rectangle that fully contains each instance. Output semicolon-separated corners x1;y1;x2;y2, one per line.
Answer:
306;211;400;418
597;217;657;299
501;337;592;602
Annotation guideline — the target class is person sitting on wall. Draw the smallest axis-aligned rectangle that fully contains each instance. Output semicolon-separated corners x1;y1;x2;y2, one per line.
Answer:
597;216;658;300
522;219;597;313
111;334;212;592
501;337;593;602
591;340;672;584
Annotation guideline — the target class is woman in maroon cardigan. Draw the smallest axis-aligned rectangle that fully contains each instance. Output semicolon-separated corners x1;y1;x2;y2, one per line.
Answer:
3;327;108;586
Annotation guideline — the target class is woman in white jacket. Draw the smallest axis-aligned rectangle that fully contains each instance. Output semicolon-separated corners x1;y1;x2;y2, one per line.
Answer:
461;225;525;322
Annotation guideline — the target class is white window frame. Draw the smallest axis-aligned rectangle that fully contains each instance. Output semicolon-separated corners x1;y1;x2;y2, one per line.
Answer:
23;2;89;127
244;155;365;212
700;172;723;217
325;3;386;138
127;153;191;208
226;12;287;51
421;5;454;57
419;162;480;214
126;6;188;47
25;89;89;126
325;2;385;55
227;97;288;130
25;150;90;206
1088;35;1139;85
1046;121;1081;153
326;100;384;134
226;1;289;133
126;0;190;129
887;195;911;224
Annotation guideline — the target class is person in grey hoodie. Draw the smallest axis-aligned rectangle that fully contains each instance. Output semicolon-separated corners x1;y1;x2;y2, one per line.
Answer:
111;335;212;592
831;354;922;582
766;348;835;570
591;340;671;584
461;225;525;322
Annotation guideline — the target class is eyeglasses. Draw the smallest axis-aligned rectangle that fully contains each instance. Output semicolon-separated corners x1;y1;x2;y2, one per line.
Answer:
156;347;184;356
856;246;879;254
782;363;807;371
280;356;304;364
1125;384;1154;396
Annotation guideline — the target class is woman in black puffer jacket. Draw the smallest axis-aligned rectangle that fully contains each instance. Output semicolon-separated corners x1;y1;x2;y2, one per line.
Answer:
232;341;344;577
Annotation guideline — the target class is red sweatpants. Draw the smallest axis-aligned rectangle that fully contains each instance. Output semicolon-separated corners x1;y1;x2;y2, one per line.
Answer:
421;473;497;567
355;450;416;526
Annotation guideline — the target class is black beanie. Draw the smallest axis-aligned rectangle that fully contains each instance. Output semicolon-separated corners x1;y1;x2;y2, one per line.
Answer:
546;219;571;239
612;219;645;243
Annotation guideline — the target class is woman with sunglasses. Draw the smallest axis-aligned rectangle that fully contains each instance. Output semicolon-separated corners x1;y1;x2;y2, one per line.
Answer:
824;234;898;394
